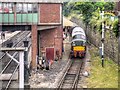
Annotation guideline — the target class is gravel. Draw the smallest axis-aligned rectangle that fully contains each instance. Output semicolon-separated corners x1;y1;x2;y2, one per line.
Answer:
29;59;69;88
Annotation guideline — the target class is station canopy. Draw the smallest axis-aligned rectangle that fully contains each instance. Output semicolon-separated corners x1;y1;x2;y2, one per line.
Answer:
63;16;78;27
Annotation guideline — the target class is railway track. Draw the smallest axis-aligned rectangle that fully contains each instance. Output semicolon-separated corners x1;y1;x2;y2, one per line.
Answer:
0;31;31;89
0;31;30;60
57;58;84;89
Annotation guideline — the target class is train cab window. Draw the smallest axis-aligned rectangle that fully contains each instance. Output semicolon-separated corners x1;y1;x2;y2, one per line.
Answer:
72;41;85;46
73;34;86;40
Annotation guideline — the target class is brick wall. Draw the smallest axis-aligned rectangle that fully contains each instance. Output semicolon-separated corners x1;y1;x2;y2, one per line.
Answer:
39;3;61;23
40;26;63;59
31;25;37;69
54;26;63;57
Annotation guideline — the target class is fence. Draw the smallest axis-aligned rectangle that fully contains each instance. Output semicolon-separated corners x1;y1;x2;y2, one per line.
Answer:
86;25;118;63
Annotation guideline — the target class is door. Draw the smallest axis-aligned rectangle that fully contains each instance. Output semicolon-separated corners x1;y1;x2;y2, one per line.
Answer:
46;47;54;60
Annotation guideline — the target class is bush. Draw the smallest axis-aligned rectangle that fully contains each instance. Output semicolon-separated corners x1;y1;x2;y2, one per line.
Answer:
113;19;119;37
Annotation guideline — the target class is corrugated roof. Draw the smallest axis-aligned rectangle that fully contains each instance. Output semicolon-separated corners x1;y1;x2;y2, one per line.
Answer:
0;0;63;3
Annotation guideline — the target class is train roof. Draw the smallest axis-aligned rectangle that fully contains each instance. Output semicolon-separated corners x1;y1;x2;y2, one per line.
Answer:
72;27;85;37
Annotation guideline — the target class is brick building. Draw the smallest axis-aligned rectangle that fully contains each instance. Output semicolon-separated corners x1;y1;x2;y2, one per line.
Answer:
0;0;63;69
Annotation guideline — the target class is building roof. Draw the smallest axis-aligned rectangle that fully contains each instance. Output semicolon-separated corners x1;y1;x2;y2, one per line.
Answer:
0;0;63;3
63;16;78;27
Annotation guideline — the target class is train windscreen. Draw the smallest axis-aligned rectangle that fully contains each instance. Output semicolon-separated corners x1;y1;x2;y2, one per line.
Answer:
73;34;86;40
72;41;85;46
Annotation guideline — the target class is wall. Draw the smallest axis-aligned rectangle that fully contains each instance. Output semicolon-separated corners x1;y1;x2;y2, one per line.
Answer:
39;3;61;24
39;26;62;59
31;25;37;69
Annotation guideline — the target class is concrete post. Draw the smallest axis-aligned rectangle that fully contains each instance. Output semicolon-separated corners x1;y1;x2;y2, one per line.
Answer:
19;51;24;89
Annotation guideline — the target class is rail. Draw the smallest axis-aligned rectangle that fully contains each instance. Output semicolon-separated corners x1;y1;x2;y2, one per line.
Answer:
0;31;31;89
57;59;84;89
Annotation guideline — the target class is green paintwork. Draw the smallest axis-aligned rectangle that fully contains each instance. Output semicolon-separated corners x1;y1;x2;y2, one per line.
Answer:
17;14;22;23
0;13;38;24
0;14;2;23
3;14;9;23
9;14;14;23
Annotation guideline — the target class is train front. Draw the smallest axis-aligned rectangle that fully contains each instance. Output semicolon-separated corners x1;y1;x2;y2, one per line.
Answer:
70;27;86;58
71;39;86;58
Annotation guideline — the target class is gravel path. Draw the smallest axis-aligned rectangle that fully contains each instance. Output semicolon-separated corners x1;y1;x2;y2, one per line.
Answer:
29;58;69;88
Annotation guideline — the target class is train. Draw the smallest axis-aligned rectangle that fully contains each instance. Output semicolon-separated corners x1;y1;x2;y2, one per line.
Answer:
70;27;86;58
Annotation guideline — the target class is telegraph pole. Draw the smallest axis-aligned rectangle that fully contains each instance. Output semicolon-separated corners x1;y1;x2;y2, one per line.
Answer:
101;10;105;67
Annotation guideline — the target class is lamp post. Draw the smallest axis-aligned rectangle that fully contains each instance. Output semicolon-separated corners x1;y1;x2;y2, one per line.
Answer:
23;40;30;88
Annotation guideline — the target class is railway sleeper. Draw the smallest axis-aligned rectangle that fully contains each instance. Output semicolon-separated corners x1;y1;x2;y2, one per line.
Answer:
68;71;78;74
62;84;73;88
63;79;75;83
65;74;76;78
65;76;75;80
0;72;18;81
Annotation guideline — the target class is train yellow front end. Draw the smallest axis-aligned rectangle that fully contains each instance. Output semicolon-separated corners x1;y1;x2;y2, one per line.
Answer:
73;46;85;57
70;41;86;58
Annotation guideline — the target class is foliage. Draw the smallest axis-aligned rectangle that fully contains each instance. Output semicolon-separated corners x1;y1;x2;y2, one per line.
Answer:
63;2;116;35
113;19;119;37
87;46;118;88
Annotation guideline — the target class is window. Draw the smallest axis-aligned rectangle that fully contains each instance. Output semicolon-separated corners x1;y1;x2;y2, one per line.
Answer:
8;3;14;13
0;3;2;13
16;3;23;13
32;4;37;13
73;34;86;40
0;3;38;24
3;3;9;13
23;4;27;13
28;4;32;13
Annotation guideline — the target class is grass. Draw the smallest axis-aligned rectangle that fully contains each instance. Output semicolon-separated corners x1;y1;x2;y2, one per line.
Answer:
86;46;118;88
